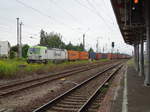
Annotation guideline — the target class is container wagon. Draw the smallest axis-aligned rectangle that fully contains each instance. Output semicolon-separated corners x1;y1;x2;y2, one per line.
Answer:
101;53;108;59
47;48;68;63
67;50;79;61
107;53;120;59
0;41;10;58
107;53;112;59
89;52;96;60
79;51;89;60
96;53;101;60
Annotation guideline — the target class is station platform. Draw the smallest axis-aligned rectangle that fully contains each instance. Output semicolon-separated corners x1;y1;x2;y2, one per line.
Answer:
98;60;150;112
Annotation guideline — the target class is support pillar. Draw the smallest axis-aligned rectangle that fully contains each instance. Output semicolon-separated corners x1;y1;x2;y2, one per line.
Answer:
136;44;140;72
144;0;150;86
139;37;144;76
134;44;140;72
134;44;137;69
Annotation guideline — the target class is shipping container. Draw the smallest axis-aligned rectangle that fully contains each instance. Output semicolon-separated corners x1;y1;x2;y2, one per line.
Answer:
0;41;10;58
67;50;79;61
89;52;96;60
79;51;89;60
101;53;108;59
47;48;68;60
107;53;118;59
96;53;101;60
107;53;112;59
118;54;122;59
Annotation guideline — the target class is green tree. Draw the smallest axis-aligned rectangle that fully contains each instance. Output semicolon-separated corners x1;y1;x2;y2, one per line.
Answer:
65;42;73;50
40;29;47;46
39;29;87;51
10;45;18;58
88;47;94;52
39;30;65;48
10;51;16;59
78;43;84;51
10;45;18;52
22;44;30;58
65;42;84;51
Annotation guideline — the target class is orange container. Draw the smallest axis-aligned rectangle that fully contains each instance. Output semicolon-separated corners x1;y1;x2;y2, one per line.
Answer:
79;51;89;60
67;50;79;61
96;53;101;60
107;53;112;59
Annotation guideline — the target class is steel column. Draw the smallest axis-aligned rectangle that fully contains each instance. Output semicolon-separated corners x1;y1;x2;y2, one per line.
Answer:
144;0;150;86
136;44;140;72
134;44;137;69
134;44;139;72
139;37;144;76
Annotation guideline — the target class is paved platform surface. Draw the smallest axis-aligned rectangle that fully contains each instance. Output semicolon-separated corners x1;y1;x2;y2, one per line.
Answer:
111;63;150;112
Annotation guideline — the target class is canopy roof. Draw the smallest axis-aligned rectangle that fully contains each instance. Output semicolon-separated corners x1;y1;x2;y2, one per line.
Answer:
111;0;145;45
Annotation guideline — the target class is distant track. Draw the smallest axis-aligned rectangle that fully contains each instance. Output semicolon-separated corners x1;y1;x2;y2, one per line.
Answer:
0;61;114;97
33;62;123;112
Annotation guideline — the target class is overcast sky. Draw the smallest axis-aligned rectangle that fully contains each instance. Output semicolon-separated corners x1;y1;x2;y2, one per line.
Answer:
0;0;133;55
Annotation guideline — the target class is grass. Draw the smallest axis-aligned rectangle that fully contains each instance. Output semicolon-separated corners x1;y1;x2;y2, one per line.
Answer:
127;58;134;65
0;58;109;78
100;86;108;93
0;59;45;78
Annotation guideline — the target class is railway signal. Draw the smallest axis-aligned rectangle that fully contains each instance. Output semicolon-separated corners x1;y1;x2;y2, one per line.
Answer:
131;0;144;23
133;0;139;4
112;42;115;48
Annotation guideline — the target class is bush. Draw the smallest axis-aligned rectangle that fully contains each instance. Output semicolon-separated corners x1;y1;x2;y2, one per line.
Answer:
10;51;16;59
0;59;108;78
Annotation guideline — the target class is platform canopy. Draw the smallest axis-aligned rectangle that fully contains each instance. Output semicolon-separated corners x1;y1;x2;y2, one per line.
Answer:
111;0;146;45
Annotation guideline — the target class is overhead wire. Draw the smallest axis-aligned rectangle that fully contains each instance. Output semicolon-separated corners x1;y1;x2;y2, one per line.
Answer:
100;0;122;32
74;0;107;28
90;0;115;24
49;0;85;26
85;0;114;31
1;0;77;41
0;15;42;34
16;0;54;22
74;0;113;32
15;0;77;30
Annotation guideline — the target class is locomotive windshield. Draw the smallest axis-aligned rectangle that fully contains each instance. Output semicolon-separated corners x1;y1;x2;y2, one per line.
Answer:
28;48;40;54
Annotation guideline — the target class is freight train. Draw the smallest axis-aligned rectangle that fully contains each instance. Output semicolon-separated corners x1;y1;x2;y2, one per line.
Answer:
27;46;130;63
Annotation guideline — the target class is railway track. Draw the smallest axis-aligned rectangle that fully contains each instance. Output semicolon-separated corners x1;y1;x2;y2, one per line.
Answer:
0;61;114;97
33;62;123;112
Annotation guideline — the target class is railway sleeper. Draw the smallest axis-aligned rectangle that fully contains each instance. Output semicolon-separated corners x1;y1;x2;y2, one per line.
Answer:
56;103;82;108
59;101;84;105
66;96;87;100
62;98;87;102
46;110;58;112
89;104;100;109
87;108;98;112
50;106;79;112
69;94;85;97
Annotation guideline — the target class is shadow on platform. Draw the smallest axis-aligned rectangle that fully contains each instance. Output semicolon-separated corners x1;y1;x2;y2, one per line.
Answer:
111;61;150;112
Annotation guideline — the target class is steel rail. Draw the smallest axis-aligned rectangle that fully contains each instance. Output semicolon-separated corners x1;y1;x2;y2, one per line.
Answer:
78;65;123;112
0;62;108;97
0;63;92;89
33;62;122;112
